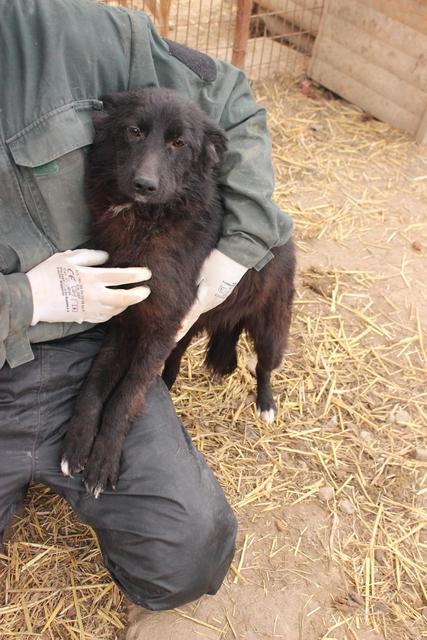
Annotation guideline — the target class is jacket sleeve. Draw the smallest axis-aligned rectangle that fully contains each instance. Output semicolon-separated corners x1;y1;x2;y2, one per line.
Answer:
213;66;293;270
0;272;34;368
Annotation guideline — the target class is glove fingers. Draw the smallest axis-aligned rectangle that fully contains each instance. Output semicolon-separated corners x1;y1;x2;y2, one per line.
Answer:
85;285;150;322
103;285;151;307
124;286;151;305
66;249;109;266
89;266;152;285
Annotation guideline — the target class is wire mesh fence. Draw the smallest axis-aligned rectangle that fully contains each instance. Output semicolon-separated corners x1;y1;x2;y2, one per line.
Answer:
104;0;324;82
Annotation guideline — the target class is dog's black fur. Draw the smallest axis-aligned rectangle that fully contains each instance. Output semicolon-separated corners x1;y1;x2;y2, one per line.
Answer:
62;88;295;496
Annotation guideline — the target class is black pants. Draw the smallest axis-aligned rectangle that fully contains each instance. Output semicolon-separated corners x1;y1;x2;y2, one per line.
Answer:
0;326;237;610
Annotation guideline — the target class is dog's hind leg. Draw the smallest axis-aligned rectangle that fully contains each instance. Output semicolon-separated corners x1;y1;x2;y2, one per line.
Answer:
247;299;292;424
162;325;198;389
205;321;244;377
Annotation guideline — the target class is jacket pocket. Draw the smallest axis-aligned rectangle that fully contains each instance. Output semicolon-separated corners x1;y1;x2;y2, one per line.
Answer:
6;100;103;251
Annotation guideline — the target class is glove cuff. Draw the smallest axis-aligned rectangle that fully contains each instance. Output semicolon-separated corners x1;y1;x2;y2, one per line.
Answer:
4;273;34;333
202;249;248;286
1;273;35;368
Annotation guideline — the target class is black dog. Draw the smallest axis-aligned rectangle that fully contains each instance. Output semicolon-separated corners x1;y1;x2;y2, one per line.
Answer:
61;88;295;496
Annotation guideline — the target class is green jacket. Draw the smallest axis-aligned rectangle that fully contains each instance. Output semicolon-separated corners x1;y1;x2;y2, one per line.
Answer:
0;0;293;369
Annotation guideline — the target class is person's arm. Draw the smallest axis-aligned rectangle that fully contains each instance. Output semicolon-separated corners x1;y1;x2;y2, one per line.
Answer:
214;66;293;270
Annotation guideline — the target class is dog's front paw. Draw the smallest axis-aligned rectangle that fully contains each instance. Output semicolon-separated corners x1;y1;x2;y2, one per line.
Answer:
83;435;121;498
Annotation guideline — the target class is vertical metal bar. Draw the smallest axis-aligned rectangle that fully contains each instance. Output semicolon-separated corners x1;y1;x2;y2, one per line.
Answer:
231;0;252;69
206;0;215;54
215;0;225;58
248;5;257;78
228;0;237;63
196;0;203;49
258;9;268;81
266;2;281;79
172;0;180;41
184;0;192;46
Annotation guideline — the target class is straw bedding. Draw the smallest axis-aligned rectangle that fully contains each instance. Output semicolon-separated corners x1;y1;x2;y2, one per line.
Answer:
0;79;426;639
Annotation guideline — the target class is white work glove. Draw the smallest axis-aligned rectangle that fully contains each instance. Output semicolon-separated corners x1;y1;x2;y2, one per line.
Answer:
176;249;248;341
26;249;151;326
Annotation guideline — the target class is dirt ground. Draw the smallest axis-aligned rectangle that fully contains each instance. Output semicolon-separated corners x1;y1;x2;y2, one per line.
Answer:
1;82;426;639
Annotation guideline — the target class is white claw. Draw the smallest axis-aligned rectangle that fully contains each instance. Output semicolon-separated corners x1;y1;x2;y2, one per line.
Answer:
256;407;276;424
93;484;103;499
61;458;72;477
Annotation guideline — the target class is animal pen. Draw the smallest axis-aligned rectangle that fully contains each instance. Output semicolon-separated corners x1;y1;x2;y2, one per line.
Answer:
109;0;324;81
1;1;426;640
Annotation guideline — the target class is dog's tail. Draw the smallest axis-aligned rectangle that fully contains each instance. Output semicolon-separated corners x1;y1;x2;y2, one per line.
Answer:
205;323;244;376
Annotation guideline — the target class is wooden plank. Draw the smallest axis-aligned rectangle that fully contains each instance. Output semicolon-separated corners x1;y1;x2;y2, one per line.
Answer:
358;0;427;37
324;12;427;91
310;57;420;134
314;36;427;117
328;0;427;60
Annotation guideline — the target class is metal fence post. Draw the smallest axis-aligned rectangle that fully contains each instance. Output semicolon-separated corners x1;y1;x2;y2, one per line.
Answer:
232;0;253;69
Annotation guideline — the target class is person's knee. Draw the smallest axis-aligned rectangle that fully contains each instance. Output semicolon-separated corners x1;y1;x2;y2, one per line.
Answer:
102;496;237;611
176;500;238;603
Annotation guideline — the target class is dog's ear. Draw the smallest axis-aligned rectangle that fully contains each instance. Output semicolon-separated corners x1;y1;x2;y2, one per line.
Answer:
92;109;110;130
92;92;132;130
101;90;145;113
203;123;228;167
91;94;117;130
101;92;130;112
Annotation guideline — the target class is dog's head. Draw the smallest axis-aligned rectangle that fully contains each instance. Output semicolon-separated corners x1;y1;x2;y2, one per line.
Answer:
90;87;227;206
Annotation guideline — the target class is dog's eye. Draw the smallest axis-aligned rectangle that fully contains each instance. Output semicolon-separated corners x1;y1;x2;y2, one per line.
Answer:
128;126;143;138
171;138;185;149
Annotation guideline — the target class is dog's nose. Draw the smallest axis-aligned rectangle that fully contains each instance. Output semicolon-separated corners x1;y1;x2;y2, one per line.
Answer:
134;175;158;194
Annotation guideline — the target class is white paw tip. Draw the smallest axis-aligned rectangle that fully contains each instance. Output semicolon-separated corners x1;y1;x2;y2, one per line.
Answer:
61;458;72;477
256;408;276;424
